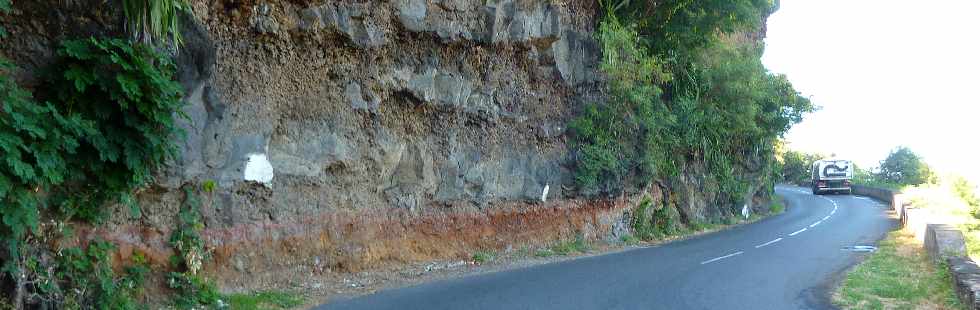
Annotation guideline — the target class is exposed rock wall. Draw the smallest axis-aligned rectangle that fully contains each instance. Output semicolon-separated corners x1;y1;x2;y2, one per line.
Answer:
175;0;601;208
1;0;772;288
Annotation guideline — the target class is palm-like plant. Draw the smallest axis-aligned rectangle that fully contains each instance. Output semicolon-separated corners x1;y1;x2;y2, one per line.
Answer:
121;0;190;48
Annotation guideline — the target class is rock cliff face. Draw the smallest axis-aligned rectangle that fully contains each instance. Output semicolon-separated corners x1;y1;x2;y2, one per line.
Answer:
1;0;771;287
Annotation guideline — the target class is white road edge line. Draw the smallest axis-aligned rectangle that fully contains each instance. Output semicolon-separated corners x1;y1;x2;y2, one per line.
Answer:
789;228;807;236
700;251;745;265
755;238;783;248
810;221;822;228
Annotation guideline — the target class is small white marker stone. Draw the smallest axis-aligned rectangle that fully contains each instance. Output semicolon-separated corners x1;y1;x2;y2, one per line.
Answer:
541;184;550;202
244;153;274;184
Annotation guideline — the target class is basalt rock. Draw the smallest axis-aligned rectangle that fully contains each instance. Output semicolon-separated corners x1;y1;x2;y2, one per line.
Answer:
0;0;772;293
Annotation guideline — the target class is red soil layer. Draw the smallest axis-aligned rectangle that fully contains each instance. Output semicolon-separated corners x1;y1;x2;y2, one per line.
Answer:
74;197;632;282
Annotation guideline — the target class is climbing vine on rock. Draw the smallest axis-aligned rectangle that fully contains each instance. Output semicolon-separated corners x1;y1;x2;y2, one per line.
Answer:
167;185;221;309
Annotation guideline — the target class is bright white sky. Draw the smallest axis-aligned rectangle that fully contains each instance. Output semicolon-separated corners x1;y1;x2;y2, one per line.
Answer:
762;0;980;183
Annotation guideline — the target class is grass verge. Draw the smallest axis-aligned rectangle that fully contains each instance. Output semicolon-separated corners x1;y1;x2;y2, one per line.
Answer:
534;237;591;257
769;198;786;214
834;230;963;310
472;251;496;264
225;290;306;309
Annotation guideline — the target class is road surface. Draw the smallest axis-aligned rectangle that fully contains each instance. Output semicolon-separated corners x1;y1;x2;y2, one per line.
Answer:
317;185;896;310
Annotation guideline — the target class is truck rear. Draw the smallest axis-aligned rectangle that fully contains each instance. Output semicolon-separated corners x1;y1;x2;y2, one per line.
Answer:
811;159;854;195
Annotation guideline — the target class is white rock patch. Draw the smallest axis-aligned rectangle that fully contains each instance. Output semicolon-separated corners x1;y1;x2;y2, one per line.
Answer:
541;184;550;202
244;153;274;184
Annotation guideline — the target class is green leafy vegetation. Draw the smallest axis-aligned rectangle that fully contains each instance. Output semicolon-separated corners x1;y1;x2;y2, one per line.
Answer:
121;0;191;47
472;251;496;264
855;146;980;259
1;56;90;266
838;146;936;190
776;147;824;184
1;2;189;305
619;234;640;246
568;19;672;196
168;186;221;309
851;147;980;302
44;37;186;221
48;241;150;309
225;291;306;310
952;176;980;217
570;3;814;216
0;0;9;38
535;236;591;257
630;196;681;241
602;0;773;55
877;146;936;186
780;146;935;190
551;236;590;255
852;164;905;190
769;199;785;214
202;179;217;193
835;230;963;310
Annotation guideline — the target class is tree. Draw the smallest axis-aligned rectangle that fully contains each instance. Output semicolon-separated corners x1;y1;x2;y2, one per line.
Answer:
602;0;773;55
778;149;824;184
877;146;934;186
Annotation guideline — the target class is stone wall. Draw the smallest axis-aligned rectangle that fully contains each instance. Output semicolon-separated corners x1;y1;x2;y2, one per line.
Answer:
859;185;980;309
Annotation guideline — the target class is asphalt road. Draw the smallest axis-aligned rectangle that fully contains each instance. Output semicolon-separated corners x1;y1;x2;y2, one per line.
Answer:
317;185;896;310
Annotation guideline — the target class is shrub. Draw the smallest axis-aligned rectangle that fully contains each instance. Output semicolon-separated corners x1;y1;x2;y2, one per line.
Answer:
38;240;149;309
0;59;91;264
605;0;773;55
569;18;673;196
43;37;186;221
0;34;185;307
571;8;814;205
631;196;681;240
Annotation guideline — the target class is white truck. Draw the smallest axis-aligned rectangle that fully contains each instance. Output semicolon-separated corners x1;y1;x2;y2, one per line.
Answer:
811;159;854;195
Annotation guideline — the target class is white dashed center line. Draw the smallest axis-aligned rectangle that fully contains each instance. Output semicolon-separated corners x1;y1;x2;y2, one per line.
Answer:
701;251;745;265
755;238;783;248
697;189;847;267
789;228;807;236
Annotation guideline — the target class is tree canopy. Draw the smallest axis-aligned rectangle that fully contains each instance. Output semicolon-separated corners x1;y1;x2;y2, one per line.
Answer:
877;146;934;186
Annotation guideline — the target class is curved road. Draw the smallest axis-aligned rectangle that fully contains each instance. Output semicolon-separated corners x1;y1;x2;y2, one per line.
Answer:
318;185;896;310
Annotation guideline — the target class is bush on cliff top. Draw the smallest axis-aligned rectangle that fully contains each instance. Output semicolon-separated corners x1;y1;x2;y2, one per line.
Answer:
571;5;814;208
603;0;773;55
